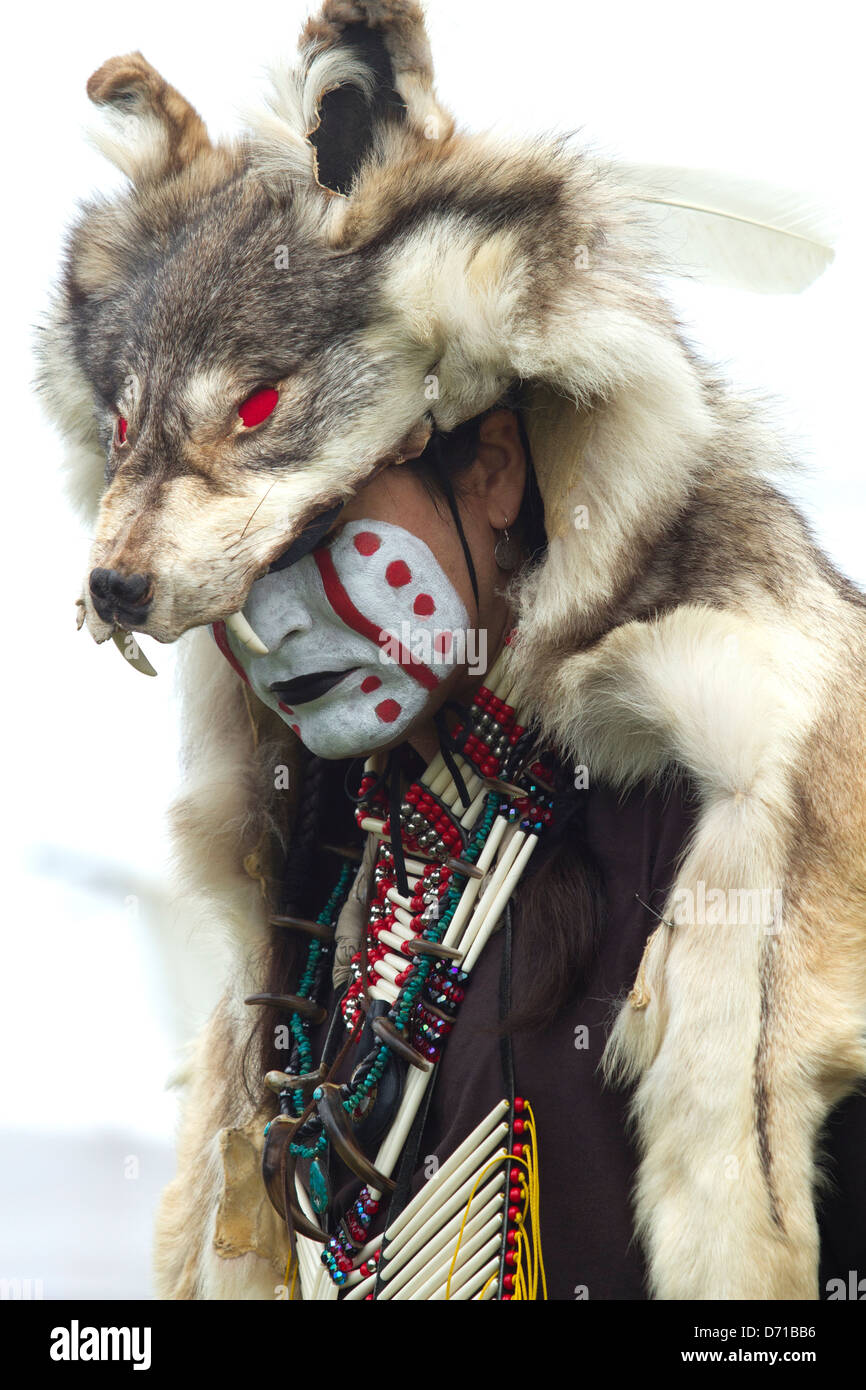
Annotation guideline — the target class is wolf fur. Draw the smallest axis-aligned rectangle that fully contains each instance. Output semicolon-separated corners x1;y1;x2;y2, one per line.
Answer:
36;0;866;1300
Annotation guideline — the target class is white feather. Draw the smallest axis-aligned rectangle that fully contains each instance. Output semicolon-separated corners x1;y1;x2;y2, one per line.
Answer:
620;162;836;293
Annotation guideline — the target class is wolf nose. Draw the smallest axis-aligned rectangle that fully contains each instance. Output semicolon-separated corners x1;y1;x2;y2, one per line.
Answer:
89;567;153;623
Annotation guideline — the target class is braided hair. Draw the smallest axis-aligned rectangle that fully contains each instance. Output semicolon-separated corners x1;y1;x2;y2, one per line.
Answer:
239;746;333;1106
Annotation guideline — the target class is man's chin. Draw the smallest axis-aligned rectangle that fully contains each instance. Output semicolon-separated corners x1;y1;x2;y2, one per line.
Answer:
287;720;418;763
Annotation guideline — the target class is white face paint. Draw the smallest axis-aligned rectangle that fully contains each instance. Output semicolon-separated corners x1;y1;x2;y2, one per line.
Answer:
210;519;471;759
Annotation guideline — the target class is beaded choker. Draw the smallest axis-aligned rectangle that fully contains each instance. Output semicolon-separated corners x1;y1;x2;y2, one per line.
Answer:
247;642;555;1299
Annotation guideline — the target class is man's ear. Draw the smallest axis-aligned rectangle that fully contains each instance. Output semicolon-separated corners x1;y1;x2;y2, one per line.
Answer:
473;411;527;530
252;0;453;200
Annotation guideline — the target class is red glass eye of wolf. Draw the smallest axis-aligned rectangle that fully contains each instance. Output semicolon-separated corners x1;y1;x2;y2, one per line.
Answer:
238;386;279;428
116;416;128;445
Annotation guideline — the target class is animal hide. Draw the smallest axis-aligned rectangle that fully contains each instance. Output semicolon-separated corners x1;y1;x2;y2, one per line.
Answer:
36;0;866;1300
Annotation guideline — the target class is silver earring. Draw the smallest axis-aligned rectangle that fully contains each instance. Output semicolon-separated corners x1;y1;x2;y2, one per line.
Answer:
494;515;520;571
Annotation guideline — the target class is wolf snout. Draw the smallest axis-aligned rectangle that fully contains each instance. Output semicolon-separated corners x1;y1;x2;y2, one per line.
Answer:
89;566;153;627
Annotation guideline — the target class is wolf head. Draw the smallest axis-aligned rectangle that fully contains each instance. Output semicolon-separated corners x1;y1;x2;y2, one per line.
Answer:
39;0;716;655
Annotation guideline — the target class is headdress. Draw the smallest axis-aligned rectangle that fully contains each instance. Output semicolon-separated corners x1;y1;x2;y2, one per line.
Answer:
42;0;840;1304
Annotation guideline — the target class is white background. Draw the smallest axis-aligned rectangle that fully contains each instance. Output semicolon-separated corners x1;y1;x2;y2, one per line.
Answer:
1;0;862;1298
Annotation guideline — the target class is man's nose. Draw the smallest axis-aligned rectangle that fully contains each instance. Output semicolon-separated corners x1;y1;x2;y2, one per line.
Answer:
89;567;153;624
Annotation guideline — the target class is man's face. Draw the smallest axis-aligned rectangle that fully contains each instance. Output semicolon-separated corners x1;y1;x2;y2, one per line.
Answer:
211;514;472;758
209;427;525;759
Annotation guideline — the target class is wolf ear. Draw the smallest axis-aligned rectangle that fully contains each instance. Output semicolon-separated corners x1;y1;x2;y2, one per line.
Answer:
305;21;408;196
86;52;212;186
253;1;453;199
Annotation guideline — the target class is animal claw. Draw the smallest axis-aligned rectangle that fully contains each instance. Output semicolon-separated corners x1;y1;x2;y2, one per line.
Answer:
315;1082;396;1193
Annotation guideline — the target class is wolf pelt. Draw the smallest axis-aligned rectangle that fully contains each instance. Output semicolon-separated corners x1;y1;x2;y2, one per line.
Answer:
36;0;866;1299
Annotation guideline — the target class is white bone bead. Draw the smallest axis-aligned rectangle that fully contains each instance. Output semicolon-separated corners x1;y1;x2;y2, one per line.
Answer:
384;1128;510;1247
376;928;411;955
444;771;483;811
473;1275;498;1300
381;1172;504;1282
402;857;432;877
463;834;539;971
381;1152;506;1272
454;1254;503;1302
430;766;452;797
380;1190;504;1298
374;955;407;985
341;1270;377;1301
442;814;509;946
422;1229;503;1300
460;787;489;829
382;1102;509;1241
385;888;414;911
366;1067;432;1200
367;981;398;1005
456;828;526;959
422;752;446;786
393;1208;503;1300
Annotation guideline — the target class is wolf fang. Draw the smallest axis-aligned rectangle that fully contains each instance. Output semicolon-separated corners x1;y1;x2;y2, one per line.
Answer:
49;1320;151;1370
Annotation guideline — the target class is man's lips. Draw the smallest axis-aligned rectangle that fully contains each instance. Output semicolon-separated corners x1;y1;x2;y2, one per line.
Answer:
268;669;356;705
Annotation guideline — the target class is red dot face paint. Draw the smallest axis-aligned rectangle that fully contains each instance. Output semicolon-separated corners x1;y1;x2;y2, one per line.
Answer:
375;698;402;723
214;519;472;760
386;560;412;587
116;416;128;446
238;386;279;428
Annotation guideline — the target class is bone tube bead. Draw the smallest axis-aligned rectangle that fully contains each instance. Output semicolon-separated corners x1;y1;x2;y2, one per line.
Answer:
424;1231;503;1300
463;834;539;971
382;1102;508;1242
366;1067;432;1200
380;1175;504;1284
441;815;509;946
381;1193;505;1299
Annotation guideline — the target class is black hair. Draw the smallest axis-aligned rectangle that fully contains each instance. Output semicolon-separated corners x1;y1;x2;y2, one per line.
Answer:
405;392;548;567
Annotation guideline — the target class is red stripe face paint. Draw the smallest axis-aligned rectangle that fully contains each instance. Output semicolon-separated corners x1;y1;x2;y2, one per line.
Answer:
313;547;438;692
212;620;251;685
209;519;472;759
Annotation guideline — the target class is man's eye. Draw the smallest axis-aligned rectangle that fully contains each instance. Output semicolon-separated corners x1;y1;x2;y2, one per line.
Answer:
238;387;279;428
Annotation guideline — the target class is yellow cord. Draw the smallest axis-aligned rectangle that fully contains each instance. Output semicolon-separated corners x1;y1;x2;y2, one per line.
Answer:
514;1102;547;1301
281;1249;299;1302
444;1100;547;1301
445;1151;511;1300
